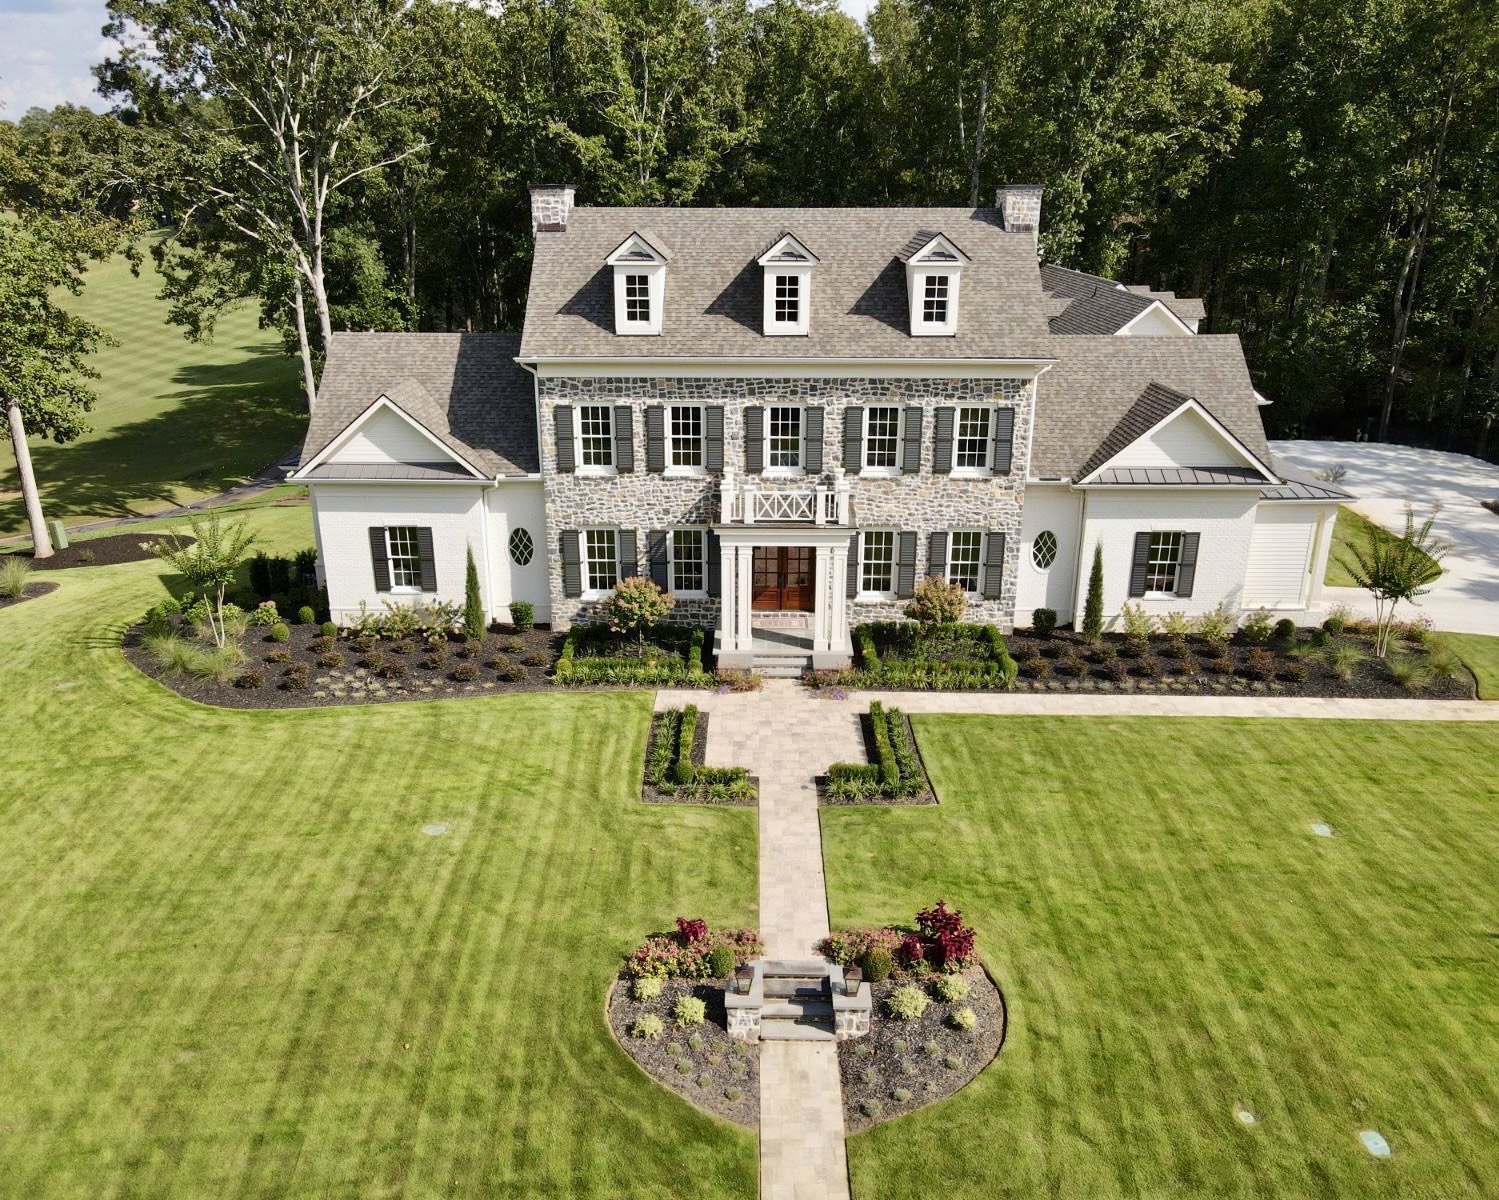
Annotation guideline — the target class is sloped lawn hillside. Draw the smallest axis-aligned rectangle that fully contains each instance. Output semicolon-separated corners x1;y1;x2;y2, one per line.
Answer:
824;713;1499;1200
0;500;757;1199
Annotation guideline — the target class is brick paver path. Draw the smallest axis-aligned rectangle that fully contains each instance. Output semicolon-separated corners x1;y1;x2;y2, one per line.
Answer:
652;681;1499;1199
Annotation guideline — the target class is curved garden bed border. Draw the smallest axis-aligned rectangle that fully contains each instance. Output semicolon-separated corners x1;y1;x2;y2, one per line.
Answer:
0;581;61;610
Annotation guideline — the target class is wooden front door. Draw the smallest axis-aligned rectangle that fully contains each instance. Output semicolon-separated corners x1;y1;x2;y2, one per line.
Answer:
751;547;815;611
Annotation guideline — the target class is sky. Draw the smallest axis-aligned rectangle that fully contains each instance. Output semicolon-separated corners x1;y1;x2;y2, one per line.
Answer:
0;0;879;118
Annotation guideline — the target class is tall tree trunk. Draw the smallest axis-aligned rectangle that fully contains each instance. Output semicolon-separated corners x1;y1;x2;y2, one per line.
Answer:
1447;226;1498;443
966;67;990;209
291;277;319;411
1378;76;1456;442
5;395;53;558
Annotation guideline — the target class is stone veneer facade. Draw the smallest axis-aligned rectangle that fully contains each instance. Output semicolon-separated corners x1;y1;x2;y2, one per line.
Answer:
538;374;1036;635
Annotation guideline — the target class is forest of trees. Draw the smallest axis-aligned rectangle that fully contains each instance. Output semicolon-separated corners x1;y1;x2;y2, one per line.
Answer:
10;0;1499;457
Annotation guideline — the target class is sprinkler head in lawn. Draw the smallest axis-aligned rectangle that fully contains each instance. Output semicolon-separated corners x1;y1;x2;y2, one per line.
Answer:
1359;1130;1391;1157
1310;823;1334;837
1235;1107;1257;1126
421;823;450;837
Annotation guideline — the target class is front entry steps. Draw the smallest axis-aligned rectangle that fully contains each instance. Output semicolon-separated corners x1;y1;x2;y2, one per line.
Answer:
725;958;871;1042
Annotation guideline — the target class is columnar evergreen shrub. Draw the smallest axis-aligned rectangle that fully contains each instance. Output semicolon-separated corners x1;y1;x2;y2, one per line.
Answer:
1083;543;1105;643
463;547;485;642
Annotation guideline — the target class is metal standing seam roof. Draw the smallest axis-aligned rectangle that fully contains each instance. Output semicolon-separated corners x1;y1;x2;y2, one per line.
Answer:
1088;466;1270;486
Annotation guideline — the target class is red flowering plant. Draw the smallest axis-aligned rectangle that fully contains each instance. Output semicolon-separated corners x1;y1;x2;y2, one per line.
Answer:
915;900;976;971
817;901;978;978
624;918;764;979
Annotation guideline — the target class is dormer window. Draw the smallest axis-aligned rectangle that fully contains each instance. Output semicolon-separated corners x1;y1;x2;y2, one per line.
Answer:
758;232;817;336
606;231;672;335
899;231;969;336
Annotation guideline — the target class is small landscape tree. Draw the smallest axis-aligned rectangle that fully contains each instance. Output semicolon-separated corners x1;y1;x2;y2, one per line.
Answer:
605;576;675;646
1337;506;1449;657
905;576;966;625
463;546;485;642
1083;543;1105;642
142;510;258;647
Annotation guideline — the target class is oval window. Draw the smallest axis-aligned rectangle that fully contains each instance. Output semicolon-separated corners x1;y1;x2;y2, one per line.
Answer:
1032;530;1058;570
509;528;535;566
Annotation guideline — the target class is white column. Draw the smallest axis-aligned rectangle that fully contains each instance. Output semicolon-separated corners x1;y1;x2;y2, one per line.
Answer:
718;540;736;648
812;544;833;651
828;541;850;652
736;544;754;651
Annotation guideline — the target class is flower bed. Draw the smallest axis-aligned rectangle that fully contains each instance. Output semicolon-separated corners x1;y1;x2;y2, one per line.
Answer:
643;706;758;805
820;701;935;805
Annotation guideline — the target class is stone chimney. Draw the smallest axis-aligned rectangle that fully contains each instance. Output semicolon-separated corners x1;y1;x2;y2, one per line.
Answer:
528;183;576;234
996;185;1043;235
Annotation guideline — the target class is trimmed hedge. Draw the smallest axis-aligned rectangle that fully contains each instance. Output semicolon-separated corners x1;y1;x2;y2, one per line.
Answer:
826;702;928;800
553;623;714;687
674;704;699;785
646;706;755;803
838;621;1018;691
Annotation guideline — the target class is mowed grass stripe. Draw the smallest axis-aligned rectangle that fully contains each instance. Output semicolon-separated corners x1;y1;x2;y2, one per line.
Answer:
1;502;758;1199
823;713;1499;1200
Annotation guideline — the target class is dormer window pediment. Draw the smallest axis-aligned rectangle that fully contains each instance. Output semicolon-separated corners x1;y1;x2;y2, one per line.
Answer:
900;232;970;337
758;232;817;336
606;231;671;336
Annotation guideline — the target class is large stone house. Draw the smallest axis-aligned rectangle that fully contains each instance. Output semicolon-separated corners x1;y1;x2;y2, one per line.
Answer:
291;185;1348;669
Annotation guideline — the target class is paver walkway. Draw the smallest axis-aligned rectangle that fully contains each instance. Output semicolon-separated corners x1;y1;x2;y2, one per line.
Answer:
653;680;1499;1200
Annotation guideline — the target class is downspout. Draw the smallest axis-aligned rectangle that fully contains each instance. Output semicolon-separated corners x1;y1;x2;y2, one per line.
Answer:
1069;484;1089;630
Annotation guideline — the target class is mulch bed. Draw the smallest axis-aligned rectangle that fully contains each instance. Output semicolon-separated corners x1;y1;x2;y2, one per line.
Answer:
0;581;60;610
839;964;1006;1133
607;977;759;1127
817;708;937;806
124;620;563;710
11;533;193;570
641;710;759;806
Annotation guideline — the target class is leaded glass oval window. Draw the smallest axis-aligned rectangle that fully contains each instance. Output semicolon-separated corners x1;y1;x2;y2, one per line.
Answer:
1032;530;1058;570
509;528;535;566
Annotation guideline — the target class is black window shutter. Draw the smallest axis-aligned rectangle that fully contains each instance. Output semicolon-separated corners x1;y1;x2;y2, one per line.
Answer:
645;406;666;472
617;528;639;578
1128;532;1151;598
744;406;764;473
705;406;724;472
416;528;437;591
843;407;864;471
902;407;924;473
932;407;955;473
706;533;722;597
1177;532;1201;598
991;408;1015;474
804;406;825;472
554;406;575;473
928;531;948;579
648;529;669;588
613;405;634;472
369;527;390;592
982;531;1006;599
896;531;917;597
846;534;860;598
561;530;582;597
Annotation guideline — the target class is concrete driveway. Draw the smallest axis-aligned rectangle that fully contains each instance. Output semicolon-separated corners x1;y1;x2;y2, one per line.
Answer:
1272;440;1499;635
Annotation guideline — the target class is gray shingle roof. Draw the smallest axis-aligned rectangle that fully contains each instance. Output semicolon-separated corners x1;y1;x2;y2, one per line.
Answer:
1049;286;1155;335
1040;262;1205;330
1032;338;1272;480
299;333;537;477
520;206;1050;360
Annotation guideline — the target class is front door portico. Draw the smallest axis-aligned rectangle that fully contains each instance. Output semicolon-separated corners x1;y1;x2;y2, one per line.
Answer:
752;547;815;612
715;525;853;670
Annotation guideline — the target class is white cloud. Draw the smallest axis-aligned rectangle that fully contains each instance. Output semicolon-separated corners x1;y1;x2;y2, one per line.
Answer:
0;0;111;115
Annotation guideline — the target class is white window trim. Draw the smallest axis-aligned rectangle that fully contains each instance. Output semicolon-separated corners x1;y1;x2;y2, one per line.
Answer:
668;527;709;597
1143;530;1186;599
386;526;424;594
763;265;812;336
611;262;666;336
945;529;985;596
573;404;618;477
950;403;995;478
581;527;620;599
763;403;807;476
856;529;898;601
1030;530;1058;574
905;247;965;337
859;406;904;478
664;403;708;477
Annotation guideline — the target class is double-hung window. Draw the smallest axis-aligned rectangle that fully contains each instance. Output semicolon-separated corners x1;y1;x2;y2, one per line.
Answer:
954;406;992;471
1145;531;1185;594
922;275;950;324
767;405;803;470
583;529;618;594
387;526;422;589
671;530;706;594
863;407;901;471
623;274;651;324
947;531;983;594
668;404;704;470
774;275;800;324
860;530;896;595
577;405;614;469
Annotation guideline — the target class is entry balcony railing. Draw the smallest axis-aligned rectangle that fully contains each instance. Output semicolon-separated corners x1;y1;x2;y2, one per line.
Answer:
718;472;852;526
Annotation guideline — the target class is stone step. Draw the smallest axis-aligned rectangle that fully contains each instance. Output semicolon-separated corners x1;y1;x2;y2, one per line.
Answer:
753;663;806;678
763;977;828;999
762;958;833;976
759;1019;836;1042
762;999;834;1020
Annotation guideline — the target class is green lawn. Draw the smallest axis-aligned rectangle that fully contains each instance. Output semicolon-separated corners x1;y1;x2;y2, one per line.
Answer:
1325;505;1441;588
1;244;305;537
824;714;1499;1199
0;499;758;1198
1441;633;1499;700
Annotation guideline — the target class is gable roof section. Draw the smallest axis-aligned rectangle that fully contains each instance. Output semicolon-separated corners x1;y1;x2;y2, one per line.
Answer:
897;231;970;264
1041;262;1205;331
1030;336;1273;480
606;230;673;264
301;389;485;479
759;232;818;265
297;332;538;478
1050;286;1154;334
521;206;1050;360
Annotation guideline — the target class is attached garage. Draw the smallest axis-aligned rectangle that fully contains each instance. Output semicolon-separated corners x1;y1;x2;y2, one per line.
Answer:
1244;506;1323;609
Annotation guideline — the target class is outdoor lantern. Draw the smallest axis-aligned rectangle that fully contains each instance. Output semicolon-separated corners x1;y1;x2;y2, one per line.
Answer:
844;966;863;996
734;967;754;995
